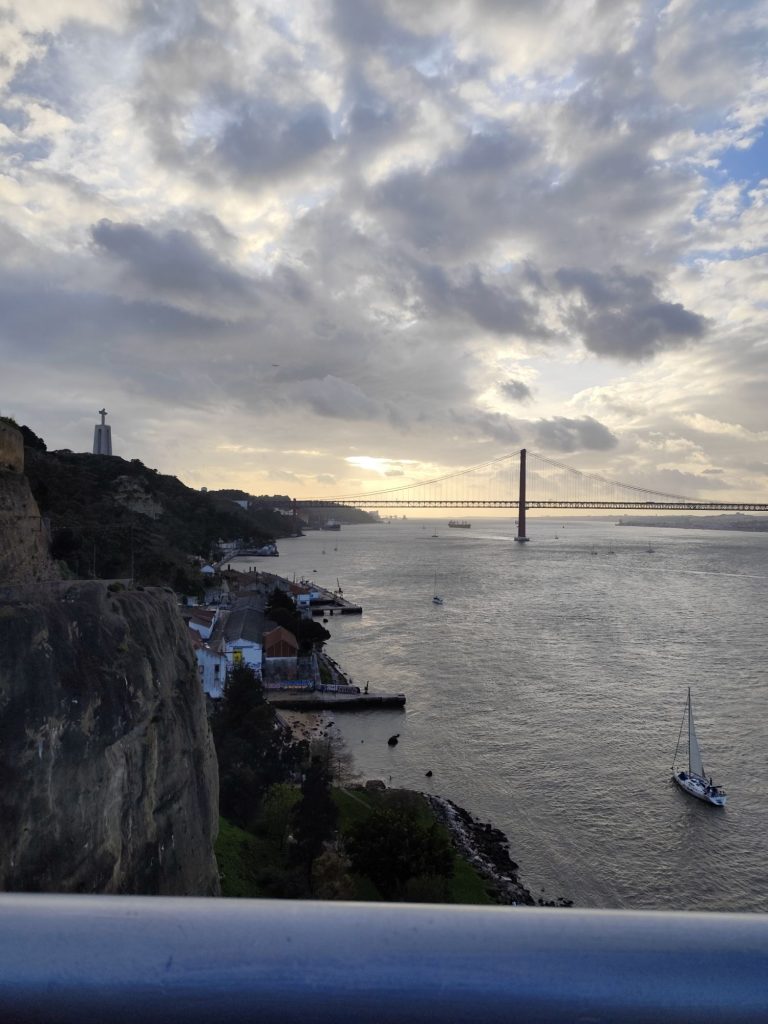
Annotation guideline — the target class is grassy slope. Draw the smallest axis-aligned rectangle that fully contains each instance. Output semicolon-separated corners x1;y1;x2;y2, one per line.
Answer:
216;788;493;904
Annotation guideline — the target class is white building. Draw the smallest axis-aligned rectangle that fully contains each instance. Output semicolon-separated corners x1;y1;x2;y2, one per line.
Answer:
187;608;217;641
221;603;264;674
188;630;229;698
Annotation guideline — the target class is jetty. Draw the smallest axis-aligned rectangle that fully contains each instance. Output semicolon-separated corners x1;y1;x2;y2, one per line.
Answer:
309;584;362;617
266;690;405;711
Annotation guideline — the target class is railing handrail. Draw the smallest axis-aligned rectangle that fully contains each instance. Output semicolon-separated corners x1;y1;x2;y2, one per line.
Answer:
1;895;767;1022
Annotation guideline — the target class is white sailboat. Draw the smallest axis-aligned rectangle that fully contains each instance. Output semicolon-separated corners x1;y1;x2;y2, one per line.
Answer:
672;688;726;806
432;573;444;605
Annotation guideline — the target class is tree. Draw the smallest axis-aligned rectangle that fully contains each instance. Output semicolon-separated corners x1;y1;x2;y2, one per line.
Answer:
310;733;358;787
260;783;300;853
346;806;454;899
266;588;330;652
211;664;305;828
20;424;46;451
267;587;295;615
290;756;338;889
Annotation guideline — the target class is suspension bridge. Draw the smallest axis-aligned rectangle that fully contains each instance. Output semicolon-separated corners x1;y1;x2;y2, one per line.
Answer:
294;449;768;542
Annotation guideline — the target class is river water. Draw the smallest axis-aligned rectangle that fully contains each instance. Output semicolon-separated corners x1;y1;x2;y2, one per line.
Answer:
233;517;768;912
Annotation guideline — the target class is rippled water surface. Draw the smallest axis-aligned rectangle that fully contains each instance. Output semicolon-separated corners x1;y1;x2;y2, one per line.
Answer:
236;517;768;911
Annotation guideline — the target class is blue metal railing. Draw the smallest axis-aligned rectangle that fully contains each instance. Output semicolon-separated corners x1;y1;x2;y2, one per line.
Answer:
1;895;767;1022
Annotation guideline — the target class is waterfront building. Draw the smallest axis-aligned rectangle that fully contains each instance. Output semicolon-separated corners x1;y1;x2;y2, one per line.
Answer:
188;629;228;698
221;600;265;674
262;626;302;686
186;608;217;641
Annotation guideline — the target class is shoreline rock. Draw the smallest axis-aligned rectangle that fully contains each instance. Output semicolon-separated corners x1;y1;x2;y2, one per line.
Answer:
427;795;572;908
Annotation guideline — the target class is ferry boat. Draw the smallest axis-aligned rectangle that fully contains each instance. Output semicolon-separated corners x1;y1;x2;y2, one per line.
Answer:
321;519;341;531
448;520;471;529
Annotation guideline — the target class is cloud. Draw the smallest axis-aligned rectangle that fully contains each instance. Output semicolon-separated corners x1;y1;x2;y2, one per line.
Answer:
498;378;532;402
369;126;539;260
532;415;618;453
92;219;250;298
0;0;766;501
328;0;436;55
287;375;387;421
414;262;548;338
214;101;334;182
556;267;709;359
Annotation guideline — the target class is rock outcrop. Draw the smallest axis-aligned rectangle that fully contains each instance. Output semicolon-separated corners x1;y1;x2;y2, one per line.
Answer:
0;422;57;585
0;582;220;895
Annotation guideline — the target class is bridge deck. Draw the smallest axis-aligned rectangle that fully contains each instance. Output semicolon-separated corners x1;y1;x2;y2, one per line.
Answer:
295;499;768;511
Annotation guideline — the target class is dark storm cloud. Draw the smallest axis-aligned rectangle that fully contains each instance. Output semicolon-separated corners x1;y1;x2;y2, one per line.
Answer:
328;0;436;56
452;411;617;452
214;101;333;180
0;272;226;350
369;126;538;258
92;220;250;297
287;375;387;421
533;416;618;452
455;410;522;446
555;267;708;359
415;262;548;339
0;270;236;409
339;69;410;161
499;379;532;402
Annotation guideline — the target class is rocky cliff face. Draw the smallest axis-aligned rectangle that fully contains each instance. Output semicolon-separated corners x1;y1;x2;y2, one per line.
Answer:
0;581;220;895
0;423;57;585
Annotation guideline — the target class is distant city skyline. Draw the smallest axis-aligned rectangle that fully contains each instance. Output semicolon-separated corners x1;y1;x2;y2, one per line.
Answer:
1;1;766;500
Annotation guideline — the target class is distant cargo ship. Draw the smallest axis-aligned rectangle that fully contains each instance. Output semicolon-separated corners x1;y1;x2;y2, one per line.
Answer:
448;520;471;529
321;519;341;531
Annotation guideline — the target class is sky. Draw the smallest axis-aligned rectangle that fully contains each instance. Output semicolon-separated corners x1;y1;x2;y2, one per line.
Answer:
1;0;767;502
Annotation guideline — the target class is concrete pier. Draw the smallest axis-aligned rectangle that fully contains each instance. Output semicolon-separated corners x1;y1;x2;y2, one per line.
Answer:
266;691;405;711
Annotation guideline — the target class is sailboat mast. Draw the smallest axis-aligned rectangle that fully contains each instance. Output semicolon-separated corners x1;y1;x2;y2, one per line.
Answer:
687;688;692;774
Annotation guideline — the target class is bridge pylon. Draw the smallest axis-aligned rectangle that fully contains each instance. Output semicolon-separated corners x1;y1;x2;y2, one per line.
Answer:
514;448;529;542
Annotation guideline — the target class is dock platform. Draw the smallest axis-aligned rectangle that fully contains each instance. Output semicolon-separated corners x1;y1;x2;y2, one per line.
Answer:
310;601;362;616
266;691;405;710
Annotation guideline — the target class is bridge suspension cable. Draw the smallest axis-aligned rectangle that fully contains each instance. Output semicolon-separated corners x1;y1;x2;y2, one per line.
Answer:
526;451;698;504
297;448;768;520
318;450;521;502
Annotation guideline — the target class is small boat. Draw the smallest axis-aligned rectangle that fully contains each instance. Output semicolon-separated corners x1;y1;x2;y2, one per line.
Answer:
432;573;444;605
671;688;726;806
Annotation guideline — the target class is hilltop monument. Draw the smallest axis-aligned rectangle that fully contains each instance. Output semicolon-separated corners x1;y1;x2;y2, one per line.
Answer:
92;408;113;456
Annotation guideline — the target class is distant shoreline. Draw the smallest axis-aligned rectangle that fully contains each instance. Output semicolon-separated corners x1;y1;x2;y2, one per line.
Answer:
618;514;768;532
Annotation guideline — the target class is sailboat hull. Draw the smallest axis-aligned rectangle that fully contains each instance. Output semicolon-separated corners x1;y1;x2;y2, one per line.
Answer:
673;771;726;806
